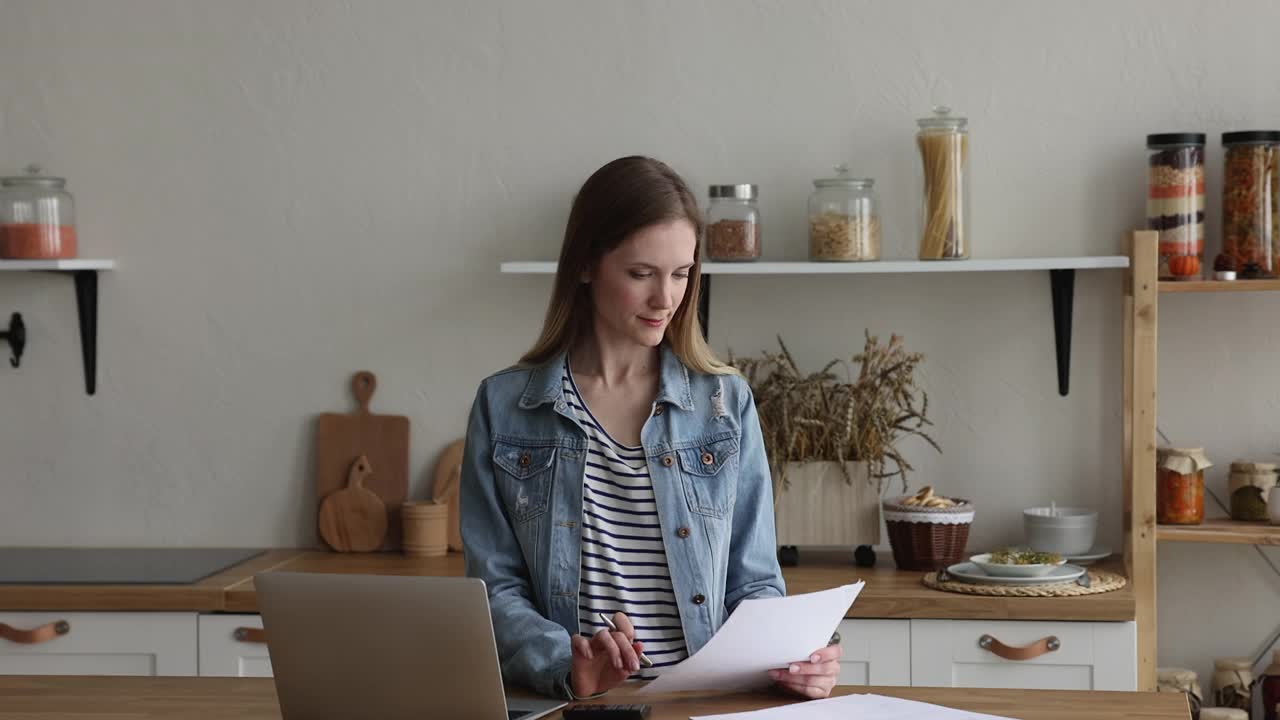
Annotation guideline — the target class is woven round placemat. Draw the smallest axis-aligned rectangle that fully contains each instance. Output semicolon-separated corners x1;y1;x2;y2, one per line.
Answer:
922;569;1127;597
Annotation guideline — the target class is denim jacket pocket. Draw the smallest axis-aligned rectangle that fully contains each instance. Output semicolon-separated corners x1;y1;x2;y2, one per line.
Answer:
675;436;740;518
492;439;556;523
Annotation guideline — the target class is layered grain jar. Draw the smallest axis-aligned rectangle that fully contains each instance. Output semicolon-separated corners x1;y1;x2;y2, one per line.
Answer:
1147;134;1205;280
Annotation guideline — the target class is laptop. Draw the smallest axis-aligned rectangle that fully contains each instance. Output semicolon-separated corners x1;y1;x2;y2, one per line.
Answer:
256;572;567;720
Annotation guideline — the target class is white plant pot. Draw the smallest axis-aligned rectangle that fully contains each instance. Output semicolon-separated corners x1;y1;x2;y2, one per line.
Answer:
772;461;881;547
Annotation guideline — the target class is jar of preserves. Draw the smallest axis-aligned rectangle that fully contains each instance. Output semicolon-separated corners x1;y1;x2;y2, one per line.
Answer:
1211;657;1255;715
1262;650;1280;720
1156;447;1211;525
917;105;969;260
705;184;760;262
0;164;78;259
808;165;880;261
1157;667;1203;720
1223;131;1280;278
1147;133;1206;280
1229;460;1277;522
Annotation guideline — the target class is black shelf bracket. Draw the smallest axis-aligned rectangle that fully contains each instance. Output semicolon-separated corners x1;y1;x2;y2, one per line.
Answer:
698;273;711;340
32;269;100;395
1050;269;1075;397
698;269;1079;396
0;312;25;368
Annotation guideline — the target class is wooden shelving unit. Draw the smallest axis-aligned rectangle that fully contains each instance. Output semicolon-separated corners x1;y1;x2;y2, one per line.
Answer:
1156;519;1280;545
1160;278;1280;293
1128;231;1280;691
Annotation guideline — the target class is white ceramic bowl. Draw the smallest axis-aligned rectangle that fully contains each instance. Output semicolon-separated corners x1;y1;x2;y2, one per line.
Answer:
969;552;1068;577
1023;506;1098;557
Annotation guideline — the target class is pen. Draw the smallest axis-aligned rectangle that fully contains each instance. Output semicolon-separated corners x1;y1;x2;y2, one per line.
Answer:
597;612;654;668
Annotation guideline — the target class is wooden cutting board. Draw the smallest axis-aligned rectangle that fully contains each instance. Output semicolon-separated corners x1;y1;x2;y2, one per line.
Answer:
315;371;408;550
318;455;387;552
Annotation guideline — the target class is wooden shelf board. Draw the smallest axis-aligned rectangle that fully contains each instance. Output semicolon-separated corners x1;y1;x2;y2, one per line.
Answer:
1160;279;1280;293
1156;518;1280;545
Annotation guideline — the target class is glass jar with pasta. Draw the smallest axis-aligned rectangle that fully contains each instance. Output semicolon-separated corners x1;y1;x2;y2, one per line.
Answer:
808;165;880;261
1222;131;1280;278
917;106;969;260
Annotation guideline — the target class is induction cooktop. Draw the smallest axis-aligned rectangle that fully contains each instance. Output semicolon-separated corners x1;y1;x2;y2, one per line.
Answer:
0;547;266;585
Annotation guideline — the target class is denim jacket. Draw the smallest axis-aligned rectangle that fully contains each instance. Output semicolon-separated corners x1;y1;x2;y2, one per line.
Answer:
461;343;785;698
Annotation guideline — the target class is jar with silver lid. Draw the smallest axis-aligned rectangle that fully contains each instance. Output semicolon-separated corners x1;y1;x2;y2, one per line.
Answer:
808;164;880;261
705;184;760;261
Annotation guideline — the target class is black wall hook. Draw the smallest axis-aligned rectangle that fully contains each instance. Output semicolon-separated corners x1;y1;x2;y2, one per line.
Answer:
1;312;25;368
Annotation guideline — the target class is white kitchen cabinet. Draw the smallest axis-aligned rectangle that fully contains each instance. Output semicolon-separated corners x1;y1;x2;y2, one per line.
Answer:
834;619;910;686
910;619;1136;690
198;614;272;677
0;612;196;676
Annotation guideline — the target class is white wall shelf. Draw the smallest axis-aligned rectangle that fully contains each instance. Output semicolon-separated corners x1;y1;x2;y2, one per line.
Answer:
502;255;1129;398
0;258;115;395
0;259;116;272
501;256;1130;275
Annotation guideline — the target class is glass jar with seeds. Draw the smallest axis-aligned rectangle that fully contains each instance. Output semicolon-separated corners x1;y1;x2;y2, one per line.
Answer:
917;105;970;260
808;165;880;262
705;184;761;261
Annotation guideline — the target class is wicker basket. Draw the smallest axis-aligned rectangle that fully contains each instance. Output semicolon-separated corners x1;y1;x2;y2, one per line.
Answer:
882;496;975;571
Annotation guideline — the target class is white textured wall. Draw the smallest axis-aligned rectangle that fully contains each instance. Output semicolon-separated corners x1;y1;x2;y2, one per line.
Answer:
1;0;1277;686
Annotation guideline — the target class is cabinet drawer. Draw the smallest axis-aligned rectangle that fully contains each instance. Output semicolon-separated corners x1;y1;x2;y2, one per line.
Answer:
910;619;1135;690
198;614;272;677
0;611;196;676
835;619;910;686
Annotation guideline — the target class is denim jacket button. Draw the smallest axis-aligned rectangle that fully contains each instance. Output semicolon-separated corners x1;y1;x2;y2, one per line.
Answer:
676;527;690;539
700;451;714;465
518;454;531;467
662;456;674;467
653;405;664;416
692;594;706;605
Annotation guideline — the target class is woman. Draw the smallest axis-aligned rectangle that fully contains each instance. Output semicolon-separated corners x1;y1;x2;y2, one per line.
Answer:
460;156;841;701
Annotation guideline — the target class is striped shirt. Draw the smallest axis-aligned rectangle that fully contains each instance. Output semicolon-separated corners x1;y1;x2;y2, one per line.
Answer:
564;358;688;678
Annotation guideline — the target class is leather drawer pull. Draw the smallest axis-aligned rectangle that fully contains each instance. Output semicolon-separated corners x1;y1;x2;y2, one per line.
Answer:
0;620;70;645
233;627;267;644
978;634;1060;661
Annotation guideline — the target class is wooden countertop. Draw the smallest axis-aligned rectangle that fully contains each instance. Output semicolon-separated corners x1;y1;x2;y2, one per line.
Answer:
2;548;1136;621
0;675;1190;719
0;550;300;612
226;549;1134;621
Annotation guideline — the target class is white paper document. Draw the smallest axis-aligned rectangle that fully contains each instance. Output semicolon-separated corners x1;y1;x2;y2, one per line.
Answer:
636;581;864;695
690;692;1015;720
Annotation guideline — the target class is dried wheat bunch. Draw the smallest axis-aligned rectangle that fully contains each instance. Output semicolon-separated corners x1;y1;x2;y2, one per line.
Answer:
729;332;940;500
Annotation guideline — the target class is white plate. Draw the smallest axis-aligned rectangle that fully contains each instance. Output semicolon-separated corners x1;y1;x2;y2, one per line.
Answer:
969;553;1067;577
944;562;1087;586
1064;545;1112;565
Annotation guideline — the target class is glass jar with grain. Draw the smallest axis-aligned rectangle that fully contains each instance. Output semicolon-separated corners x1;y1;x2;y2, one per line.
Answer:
0;164;78;259
1147;133;1206;280
705;184;760;262
1222;131;1280;278
1156;447;1211;525
808;165;880;262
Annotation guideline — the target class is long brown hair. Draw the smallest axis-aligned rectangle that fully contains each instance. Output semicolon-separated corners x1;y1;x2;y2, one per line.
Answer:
519;156;732;375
